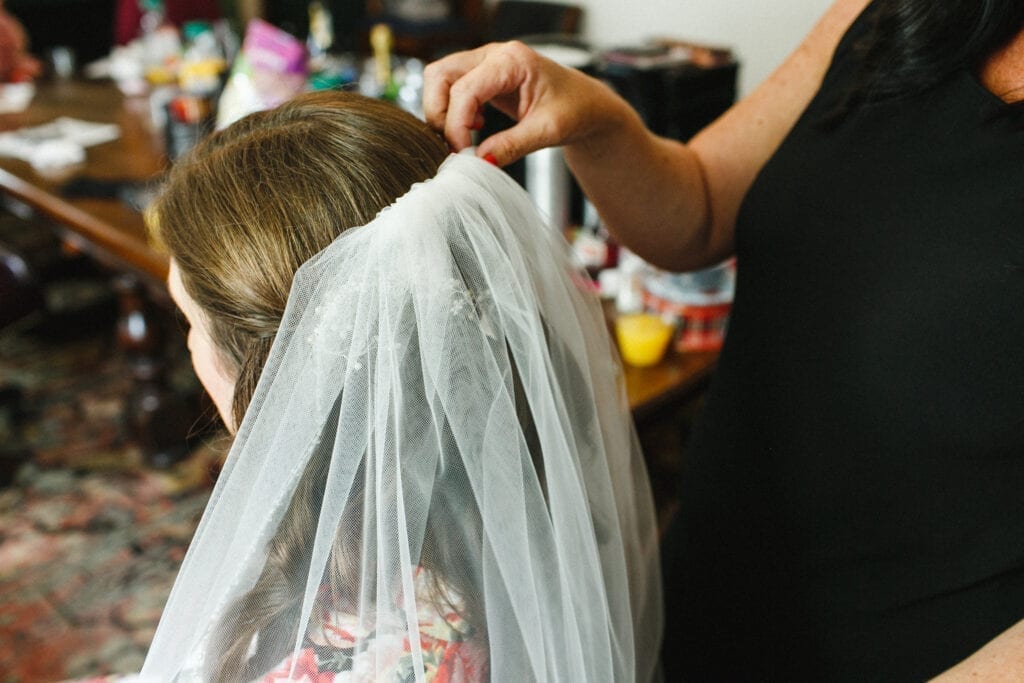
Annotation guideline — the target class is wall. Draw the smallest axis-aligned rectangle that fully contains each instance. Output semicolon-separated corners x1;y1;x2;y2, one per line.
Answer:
576;0;834;96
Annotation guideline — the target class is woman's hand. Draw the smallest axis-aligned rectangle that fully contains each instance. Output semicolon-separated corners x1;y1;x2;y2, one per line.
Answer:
423;40;634;166
424;0;871;273
424;40;719;270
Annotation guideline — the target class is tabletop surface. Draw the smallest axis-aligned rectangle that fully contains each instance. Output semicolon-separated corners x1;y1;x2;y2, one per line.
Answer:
0;79;169;280
623;348;717;419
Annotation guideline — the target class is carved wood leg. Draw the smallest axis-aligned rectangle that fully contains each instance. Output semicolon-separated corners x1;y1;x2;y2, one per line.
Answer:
113;274;194;468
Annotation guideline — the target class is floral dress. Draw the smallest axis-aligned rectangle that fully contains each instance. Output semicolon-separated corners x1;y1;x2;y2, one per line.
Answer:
261;569;488;683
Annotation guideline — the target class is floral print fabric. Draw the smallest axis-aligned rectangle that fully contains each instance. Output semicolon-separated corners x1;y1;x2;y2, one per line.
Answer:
261;569;487;682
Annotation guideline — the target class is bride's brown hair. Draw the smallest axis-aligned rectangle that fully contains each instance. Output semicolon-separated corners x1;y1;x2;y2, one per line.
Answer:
150;90;449;429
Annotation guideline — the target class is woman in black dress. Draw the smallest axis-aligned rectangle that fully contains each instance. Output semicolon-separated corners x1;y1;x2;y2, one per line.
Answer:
424;1;1024;679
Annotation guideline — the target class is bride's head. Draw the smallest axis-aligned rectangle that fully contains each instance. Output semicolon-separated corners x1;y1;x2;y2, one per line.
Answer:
150;91;449;430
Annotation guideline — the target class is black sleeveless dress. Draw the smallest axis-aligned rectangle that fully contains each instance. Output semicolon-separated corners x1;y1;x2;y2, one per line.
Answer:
660;4;1024;680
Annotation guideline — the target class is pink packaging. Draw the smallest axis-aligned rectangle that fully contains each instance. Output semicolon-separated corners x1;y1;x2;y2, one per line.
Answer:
243;18;307;75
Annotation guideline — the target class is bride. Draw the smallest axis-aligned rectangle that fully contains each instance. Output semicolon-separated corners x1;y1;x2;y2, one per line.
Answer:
144;90;661;681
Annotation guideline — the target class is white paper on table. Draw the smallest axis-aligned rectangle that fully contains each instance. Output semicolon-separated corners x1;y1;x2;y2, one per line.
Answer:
0;117;121;170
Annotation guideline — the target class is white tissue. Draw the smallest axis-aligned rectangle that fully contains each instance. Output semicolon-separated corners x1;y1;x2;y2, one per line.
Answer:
0;83;35;113
0;117;120;170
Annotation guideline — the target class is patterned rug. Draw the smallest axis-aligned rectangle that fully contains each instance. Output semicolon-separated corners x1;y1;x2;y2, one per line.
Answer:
0;270;225;682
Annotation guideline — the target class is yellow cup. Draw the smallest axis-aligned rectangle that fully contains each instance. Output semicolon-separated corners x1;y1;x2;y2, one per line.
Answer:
615;313;674;367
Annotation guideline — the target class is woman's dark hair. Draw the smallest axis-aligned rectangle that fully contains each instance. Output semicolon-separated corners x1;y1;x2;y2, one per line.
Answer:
831;0;1024;119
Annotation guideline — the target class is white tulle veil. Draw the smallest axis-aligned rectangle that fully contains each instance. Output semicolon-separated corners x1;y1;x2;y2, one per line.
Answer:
141;152;662;681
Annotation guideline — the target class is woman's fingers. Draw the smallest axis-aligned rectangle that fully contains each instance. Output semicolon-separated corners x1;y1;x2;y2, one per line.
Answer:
426;42;527;152
423;41;619;167
423;45;492;147
474;105;562;167
425;41;555;158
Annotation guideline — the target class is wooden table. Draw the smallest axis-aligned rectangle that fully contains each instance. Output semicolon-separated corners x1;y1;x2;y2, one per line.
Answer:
0;79;185;464
0;79;169;285
0;79;717;419
624;348;717;419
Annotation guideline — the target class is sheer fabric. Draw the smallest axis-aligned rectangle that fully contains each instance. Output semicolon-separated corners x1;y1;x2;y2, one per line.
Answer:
141;153;662;681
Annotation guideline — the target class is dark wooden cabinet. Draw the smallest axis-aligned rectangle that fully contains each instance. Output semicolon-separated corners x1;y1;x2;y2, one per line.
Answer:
8;0;117;65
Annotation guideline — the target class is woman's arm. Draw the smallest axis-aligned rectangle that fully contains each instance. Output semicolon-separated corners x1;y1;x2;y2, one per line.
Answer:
931;619;1024;681
423;0;870;271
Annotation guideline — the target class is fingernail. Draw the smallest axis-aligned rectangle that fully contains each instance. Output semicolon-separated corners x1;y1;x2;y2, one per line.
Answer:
483;153;499;166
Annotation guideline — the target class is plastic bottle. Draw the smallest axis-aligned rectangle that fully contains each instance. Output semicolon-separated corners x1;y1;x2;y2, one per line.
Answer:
139;0;180;86
179;20;226;96
307;1;334;72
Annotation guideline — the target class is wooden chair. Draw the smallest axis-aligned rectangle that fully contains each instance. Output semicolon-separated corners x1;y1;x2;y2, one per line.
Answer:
0;217;47;478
